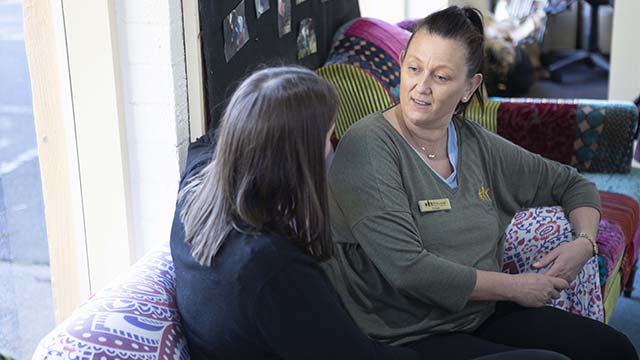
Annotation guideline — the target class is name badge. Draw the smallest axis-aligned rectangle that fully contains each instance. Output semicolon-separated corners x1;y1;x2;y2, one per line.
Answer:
418;198;451;213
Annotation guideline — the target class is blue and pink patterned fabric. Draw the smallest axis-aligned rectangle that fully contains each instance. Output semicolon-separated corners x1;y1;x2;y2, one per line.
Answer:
33;244;189;360
596;220;626;285
497;101;577;165
502;206;605;322
487;98;637;173
318;17;410;135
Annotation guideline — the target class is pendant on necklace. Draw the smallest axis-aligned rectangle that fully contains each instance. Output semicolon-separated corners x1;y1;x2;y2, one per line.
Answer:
420;146;436;159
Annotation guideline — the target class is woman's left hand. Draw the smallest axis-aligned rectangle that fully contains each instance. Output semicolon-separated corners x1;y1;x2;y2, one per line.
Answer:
531;237;593;283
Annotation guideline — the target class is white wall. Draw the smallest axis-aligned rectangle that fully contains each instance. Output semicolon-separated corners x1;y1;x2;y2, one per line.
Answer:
447;0;490;14
406;0;449;19
358;0;406;23
359;0;490;24
115;0;190;259
608;1;640;101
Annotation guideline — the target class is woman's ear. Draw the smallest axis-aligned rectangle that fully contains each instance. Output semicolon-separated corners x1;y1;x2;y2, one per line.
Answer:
465;73;483;99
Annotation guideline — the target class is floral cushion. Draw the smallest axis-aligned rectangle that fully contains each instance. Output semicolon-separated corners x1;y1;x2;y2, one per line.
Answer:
32;244;190;360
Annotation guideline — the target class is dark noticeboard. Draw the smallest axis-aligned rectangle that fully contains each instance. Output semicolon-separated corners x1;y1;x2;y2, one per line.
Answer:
198;0;361;130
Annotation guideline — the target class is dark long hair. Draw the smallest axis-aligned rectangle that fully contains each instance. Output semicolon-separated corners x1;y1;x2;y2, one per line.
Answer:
405;6;485;115
179;66;338;266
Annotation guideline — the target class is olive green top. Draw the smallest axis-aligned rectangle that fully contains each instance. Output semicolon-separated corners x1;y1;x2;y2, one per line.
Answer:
322;111;601;345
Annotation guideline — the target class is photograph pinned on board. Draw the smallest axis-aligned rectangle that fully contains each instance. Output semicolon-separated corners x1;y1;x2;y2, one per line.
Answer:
223;0;250;62
277;0;291;37
255;0;270;18
297;18;317;59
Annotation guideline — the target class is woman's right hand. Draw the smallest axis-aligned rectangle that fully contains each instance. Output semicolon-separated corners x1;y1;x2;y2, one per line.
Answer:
509;273;569;308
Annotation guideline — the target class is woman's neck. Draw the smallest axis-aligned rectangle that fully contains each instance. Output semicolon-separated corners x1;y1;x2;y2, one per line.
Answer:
389;106;449;155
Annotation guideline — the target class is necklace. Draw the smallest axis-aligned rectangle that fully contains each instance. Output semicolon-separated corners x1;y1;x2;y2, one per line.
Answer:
419;146;437;159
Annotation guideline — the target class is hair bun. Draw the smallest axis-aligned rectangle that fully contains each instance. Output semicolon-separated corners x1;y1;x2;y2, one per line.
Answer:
462;7;484;35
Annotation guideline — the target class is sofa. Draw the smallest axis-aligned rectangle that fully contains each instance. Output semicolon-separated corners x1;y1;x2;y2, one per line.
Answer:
33;207;609;359
34;16;640;360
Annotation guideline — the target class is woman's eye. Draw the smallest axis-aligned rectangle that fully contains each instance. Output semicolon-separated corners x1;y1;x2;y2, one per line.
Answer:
436;75;448;81
407;66;418;72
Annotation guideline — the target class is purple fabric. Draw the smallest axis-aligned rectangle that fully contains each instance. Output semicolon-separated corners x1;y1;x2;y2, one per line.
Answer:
635;141;640;162
396;19;419;32
343;17;410;63
33;244;190;360
597;220;626;279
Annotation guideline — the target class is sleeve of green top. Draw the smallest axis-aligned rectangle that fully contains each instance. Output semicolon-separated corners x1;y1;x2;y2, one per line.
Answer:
485;130;601;216
329;124;476;312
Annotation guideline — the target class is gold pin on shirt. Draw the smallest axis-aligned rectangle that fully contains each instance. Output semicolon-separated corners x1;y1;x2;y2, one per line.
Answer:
418;198;452;213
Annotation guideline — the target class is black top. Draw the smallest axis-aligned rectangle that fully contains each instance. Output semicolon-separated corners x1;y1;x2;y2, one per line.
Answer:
170;134;418;360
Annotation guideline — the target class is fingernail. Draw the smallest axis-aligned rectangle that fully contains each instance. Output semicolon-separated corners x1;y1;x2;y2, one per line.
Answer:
533;262;540;267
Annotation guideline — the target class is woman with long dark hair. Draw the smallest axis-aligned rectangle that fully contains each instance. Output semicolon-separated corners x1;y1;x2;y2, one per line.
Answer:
170;66;416;359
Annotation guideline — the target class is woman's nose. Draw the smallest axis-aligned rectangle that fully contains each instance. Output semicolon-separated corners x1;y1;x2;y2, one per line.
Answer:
415;75;432;94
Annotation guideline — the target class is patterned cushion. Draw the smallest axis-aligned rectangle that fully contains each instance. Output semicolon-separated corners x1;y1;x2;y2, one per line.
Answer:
32;244;190;360
597;190;640;289
317;64;394;138
466;97;500;133
333;17;410;65
326;35;402;102
502;206;604;322
596;220;626;285
577;102;637;173
497;101;577;165
320;17;410;139
493;97;638;173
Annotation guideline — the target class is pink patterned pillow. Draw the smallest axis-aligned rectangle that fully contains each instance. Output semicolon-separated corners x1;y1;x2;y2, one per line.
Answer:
32;245;189;360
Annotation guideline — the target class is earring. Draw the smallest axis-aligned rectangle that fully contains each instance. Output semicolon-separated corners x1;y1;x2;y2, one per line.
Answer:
462;96;468;102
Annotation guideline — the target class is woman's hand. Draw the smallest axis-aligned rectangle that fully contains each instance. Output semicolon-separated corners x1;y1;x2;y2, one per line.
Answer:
531;237;592;283
509;273;570;308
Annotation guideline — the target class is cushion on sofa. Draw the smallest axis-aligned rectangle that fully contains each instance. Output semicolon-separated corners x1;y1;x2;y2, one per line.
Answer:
494;98;638;173
596;220;626;286
466;97;500;133
317;64;393;138
597;190;640;288
502;206;604;321
319;17;409;138
497;101;577;165
33;245;189;360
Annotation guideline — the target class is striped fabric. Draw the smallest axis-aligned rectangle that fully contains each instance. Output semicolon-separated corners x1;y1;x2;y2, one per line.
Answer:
465;98;499;133
317;64;393;138
325;35;401;102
